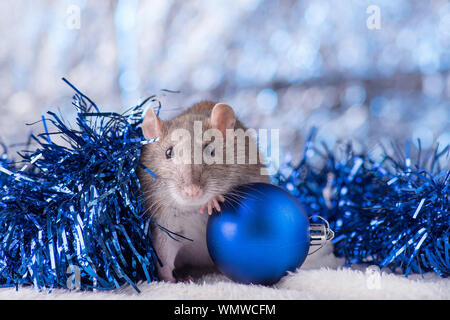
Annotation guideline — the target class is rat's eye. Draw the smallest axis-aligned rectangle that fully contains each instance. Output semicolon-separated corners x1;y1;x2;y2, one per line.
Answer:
165;146;174;159
204;144;215;157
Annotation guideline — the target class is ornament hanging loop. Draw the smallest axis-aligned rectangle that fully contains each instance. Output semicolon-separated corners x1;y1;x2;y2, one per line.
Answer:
308;215;334;255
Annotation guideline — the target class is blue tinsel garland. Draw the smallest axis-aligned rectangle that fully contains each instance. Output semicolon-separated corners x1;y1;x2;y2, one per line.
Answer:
0;79;159;291
275;130;449;277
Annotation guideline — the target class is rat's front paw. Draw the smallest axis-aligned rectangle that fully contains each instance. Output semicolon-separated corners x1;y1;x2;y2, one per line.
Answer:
200;195;225;215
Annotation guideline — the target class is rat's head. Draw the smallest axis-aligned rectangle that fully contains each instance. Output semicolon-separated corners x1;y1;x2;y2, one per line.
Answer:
140;103;236;209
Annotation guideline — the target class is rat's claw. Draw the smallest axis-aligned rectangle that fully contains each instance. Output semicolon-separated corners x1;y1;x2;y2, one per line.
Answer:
212;198;221;212
207;201;213;215
201;195;225;215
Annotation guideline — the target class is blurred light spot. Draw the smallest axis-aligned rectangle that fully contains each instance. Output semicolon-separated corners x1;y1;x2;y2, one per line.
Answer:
238;0;262;11
8;91;33;116
257;89;278;114
191;66;223;91
304;3;328;26
269;29;293;53
337;37;366;72
288;38;319;69
115;0;138;31
287;37;321;79
236;41;265;84
414;42;440;73
306;149;315;158
439;14;450;38
317;129;337;148
167;43;185;66
423;104;448;129
370;97;389;117
344;85;366;106
422;74;444;98
286;182;294;191
96;42;116;66
221;222;237;240
300;87;325;110
307;109;332;134
436;132;450;151
343;105;367;131
257;55;278;82
396;28;417;50
412;126;434;150
119;70;140;92
377;45;401;77
115;0;139;106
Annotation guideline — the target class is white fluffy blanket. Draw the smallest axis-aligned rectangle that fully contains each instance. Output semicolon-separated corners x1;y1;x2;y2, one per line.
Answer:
1;244;449;300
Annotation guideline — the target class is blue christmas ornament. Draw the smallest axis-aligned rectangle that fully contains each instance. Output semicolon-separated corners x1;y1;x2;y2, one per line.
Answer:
207;183;310;285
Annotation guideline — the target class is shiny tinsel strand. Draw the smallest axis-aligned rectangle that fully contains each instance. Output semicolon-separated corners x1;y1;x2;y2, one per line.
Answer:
0;79;159;291
275;129;450;277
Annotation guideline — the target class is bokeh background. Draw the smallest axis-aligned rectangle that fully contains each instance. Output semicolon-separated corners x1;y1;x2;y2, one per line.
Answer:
0;0;449;163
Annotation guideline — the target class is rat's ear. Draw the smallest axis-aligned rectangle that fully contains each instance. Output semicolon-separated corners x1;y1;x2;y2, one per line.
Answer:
210;103;236;135
142;109;164;139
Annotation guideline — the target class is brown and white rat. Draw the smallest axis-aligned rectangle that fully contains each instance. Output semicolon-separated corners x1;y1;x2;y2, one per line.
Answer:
138;101;270;282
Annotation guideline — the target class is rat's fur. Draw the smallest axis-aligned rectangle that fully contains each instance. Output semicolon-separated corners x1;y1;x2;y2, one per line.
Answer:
138;101;270;282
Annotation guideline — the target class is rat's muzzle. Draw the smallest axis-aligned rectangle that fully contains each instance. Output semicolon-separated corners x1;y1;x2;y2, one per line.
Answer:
182;184;203;198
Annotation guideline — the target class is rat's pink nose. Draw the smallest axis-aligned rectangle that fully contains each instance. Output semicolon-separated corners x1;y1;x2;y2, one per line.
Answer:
183;184;202;198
